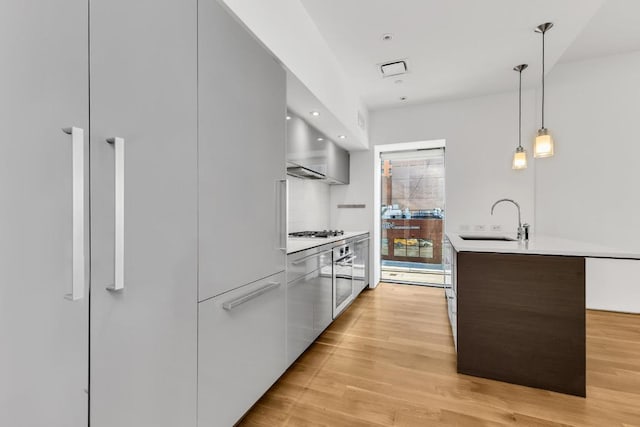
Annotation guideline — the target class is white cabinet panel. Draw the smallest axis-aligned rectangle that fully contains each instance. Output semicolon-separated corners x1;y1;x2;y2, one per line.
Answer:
586;258;640;314
327;140;350;184
444;239;458;349
446;288;458;349
89;0;198;425
198;272;286;427
0;1;89;425
198;0;286;301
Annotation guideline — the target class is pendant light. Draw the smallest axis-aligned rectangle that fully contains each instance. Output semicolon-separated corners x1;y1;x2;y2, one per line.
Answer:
534;22;554;158
512;64;528;170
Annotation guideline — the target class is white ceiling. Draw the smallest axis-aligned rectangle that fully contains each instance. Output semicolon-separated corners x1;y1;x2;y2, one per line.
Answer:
559;0;640;63
300;0;608;110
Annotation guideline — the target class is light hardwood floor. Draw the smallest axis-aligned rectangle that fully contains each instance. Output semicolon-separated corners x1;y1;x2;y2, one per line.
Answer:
239;283;640;426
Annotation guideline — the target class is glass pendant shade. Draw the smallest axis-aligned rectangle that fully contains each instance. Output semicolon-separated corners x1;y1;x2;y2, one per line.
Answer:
512;146;527;170
534;128;554;158
535;22;555;159
512;63;528;170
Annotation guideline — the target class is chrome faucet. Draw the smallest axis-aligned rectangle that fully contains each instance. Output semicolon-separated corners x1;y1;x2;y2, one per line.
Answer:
491;198;529;241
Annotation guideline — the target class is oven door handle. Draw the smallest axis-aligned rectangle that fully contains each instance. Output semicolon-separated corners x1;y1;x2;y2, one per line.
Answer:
291;249;332;266
334;253;353;263
336;255;356;266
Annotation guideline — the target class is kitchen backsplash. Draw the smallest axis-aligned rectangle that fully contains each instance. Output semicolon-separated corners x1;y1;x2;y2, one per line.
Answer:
288;177;331;232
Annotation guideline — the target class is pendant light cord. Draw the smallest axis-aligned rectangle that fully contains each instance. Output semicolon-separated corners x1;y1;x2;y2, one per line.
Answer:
518;68;522;148
541;30;545;129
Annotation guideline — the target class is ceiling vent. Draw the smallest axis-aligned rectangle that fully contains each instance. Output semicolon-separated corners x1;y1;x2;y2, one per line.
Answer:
380;60;408;78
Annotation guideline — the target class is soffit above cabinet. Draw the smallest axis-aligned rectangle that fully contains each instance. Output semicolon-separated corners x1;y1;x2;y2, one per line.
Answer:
287;72;367;152
216;0;369;150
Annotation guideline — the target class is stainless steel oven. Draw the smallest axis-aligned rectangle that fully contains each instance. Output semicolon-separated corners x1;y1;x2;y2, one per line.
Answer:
332;243;355;318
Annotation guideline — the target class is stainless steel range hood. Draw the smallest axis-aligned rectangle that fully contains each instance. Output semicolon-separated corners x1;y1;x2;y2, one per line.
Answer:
286;111;350;184
286;164;326;180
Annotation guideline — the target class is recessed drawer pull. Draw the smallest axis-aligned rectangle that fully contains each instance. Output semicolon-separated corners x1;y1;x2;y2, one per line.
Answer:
291;250;332;266
222;282;281;311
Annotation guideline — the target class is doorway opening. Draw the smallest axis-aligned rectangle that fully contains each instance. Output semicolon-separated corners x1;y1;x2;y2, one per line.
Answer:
379;148;445;286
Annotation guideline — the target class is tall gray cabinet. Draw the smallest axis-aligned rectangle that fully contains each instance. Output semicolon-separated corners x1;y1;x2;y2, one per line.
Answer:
1;0;285;425
0;2;89;426
197;0;287;426
88;0;198;426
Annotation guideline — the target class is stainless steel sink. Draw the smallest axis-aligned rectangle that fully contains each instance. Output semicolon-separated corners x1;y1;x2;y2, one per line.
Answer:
459;235;517;241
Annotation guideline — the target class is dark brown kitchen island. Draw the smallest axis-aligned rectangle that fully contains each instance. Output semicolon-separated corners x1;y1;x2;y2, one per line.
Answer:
455;251;585;396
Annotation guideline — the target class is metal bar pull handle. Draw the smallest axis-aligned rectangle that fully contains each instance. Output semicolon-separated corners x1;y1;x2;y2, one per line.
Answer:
222;281;280;311
277;179;288;251
291;249;332;266
106;137;125;292
62;127;85;301
337;255;356;267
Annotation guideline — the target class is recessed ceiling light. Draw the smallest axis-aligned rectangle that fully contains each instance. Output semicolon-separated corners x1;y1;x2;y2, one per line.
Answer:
286;115;291;120
317;137;324;141
382;33;394;42
338;135;346;139
400;96;407;101
310;111;320;117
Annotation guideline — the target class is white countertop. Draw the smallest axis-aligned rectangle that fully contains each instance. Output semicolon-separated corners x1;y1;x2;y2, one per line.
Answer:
447;233;640;260
287;231;369;254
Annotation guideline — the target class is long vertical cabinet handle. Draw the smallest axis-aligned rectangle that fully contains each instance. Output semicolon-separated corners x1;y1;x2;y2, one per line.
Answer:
62;127;85;301
277;179;288;251
106;137;125;291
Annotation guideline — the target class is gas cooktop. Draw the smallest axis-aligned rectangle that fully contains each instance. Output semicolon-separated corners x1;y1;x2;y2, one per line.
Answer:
289;230;345;238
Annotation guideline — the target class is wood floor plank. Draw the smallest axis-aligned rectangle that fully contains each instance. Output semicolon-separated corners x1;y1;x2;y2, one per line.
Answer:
239;283;640;427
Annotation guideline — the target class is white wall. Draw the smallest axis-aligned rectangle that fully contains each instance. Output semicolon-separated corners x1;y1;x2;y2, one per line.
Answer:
331;90;537;285
329;50;640;312
330;150;373;232
332;90;539;235
288;177;331;232
370;91;537;234
536;51;640;313
536;51;640;250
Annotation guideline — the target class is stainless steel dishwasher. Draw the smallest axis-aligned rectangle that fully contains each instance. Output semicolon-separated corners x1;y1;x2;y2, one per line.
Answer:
332;243;355;318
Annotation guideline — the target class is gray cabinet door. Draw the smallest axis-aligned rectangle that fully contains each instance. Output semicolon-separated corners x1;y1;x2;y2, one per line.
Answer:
354;237;369;292
286;114;328;175
198;272;286;427
0;2;89;426
89;0;198;426
198;0;286;301
313;267;334;338
287;272;315;365
327;141;350;184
